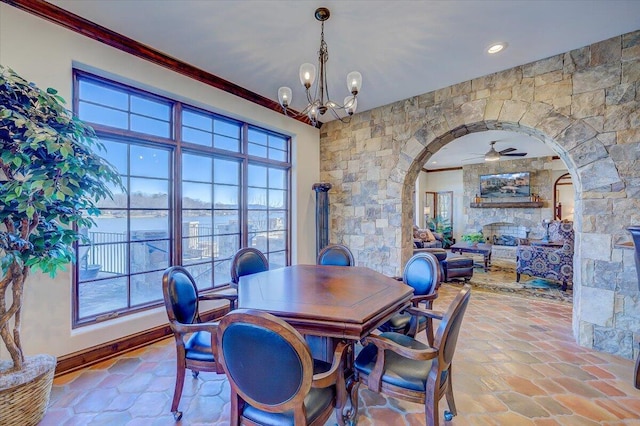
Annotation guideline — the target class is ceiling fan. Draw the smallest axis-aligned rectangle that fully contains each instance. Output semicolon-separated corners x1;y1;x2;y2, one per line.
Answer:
484;141;527;162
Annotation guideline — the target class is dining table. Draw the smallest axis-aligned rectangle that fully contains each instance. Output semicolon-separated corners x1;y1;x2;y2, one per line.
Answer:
237;263;414;422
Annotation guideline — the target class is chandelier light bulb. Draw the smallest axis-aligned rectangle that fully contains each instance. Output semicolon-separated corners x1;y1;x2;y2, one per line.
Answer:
347;71;362;95
278;87;292;108
299;63;316;89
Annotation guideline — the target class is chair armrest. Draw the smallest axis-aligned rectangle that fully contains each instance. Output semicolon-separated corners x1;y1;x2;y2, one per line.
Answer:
362;334;437;361
411;293;438;306
200;288;238;309
171;321;219;336
312;341;349;388
406;306;444;321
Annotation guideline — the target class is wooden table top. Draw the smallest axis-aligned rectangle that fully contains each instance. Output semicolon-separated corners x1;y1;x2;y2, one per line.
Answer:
237;264;414;340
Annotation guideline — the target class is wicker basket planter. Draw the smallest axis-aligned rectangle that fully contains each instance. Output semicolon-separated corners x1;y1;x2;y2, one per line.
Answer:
0;354;56;426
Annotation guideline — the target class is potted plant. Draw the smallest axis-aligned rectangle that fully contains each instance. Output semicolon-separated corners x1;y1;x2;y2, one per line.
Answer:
461;232;485;246
427;215;453;248
0;65;121;424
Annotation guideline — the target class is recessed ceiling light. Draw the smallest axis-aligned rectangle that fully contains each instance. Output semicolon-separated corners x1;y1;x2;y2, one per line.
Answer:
432;161;437;164
487;42;507;54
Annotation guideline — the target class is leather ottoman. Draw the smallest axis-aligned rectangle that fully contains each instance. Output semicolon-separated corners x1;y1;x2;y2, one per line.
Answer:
443;253;474;282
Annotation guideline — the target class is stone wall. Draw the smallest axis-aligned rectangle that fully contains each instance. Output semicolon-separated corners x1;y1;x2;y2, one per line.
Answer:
319;30;640;359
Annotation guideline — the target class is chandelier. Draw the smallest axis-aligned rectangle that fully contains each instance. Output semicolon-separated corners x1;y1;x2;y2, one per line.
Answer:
277;7;362;126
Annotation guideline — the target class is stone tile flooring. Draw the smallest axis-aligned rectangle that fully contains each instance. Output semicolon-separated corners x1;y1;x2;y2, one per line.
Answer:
42;283;640;425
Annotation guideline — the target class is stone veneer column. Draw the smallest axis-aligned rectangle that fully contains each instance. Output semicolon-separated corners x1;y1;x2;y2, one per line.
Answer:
318;30;640;360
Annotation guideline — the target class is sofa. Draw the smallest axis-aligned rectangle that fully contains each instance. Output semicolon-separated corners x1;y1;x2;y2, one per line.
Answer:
413;225;443;250
516;221;574;291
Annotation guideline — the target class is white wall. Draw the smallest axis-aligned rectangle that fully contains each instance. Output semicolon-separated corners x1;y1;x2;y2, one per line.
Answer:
0;5;319;359
415;169;464;242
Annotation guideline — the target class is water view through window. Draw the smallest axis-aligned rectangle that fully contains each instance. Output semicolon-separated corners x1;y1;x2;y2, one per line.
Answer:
74;71;290;325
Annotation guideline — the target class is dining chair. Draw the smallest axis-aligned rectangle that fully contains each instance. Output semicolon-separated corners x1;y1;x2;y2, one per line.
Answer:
231;247;269;284
162;266;223;421
317;243;355;266
379;252;441;345
217;308;349;426
353;285;472;426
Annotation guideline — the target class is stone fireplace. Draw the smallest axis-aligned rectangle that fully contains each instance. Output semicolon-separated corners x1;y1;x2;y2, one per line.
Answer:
482;222;529;261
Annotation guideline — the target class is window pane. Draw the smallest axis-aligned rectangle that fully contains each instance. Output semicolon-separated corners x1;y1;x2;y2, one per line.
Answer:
215;119;240;138
269;231;286;251
248;143;268;158
248;128;267;145
91;213;128;241
214;134;240;152
183;237;212;265
268;251;286;270
269;148;287;162
214;159;239;185
130;146;169;179
248;188;267;209
131;114;171;138
79;80;128;110
100;140;128;174
78;276;128;319
131;270;164;306
270;135;287;151
185;264;213;290
183;211;213;235
269;211;286;231
183;126;212;147
248;210;267;233
183;154;212;182
269;189;286;209
214;260;231;286
269;168;286;189
131;241;169;273
97;179;128;209
215;234;239;260
214;184;238;208
79;102;128;129
130;178;169;208
183;182;212;208
130;213;169;235
214;211;239;234
183;110;212;131
249;232;268;252
131;95;171;120
248;165;267;187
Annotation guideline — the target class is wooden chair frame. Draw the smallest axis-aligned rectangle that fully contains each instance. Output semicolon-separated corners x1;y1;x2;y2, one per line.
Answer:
217;309;349;426
354;285;471;426
162;266;224;421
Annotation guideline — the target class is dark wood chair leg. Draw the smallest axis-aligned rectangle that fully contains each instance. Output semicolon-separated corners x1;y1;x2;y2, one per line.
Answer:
516;272;521;282
444;367;457;416
635;346;640;389
171;359;186;415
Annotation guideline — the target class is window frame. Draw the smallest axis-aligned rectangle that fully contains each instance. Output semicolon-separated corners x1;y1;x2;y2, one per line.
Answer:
72;70;291;327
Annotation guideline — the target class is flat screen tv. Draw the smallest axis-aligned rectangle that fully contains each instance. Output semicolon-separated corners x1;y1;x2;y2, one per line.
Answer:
480;172;530;198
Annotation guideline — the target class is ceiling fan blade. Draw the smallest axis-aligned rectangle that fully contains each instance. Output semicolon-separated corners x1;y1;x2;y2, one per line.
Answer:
498;147;517;154
502;152;527;157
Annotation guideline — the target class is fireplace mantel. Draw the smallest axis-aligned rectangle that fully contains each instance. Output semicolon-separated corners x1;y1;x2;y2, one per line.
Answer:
470;201;543;208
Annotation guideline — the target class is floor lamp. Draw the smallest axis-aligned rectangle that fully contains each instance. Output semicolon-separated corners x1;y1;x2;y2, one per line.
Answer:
313;183;332;257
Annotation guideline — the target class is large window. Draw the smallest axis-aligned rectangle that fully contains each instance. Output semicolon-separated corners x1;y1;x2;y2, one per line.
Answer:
73;71;290;325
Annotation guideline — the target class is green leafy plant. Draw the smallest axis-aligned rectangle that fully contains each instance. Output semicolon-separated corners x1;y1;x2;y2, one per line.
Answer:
461;232;485;244
0;65;122;373
427;215;453;248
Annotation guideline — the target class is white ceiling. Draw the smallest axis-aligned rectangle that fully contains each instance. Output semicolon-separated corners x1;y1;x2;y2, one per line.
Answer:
47;0;640;167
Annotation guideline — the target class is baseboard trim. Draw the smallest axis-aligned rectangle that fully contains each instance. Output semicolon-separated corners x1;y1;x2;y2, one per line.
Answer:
54;305;229;376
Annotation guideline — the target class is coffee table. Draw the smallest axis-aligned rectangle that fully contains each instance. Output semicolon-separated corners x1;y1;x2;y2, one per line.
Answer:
450;242;492;272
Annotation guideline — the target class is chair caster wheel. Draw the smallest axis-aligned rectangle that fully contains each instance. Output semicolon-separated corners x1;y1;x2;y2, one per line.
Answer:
444;410;454;421
173;411;183;421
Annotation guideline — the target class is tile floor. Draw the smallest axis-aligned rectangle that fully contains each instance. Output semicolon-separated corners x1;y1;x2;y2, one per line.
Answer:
42;282;640;425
